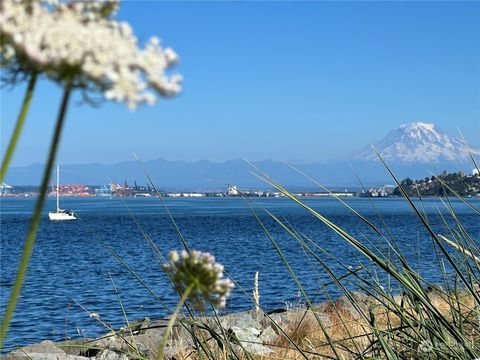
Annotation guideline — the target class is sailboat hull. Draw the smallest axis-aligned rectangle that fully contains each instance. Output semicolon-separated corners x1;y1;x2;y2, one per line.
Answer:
50;165;77;221
48;211;77;221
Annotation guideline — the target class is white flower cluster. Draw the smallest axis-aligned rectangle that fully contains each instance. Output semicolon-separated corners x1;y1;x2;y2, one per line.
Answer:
0;0;181;109
163;250;235;311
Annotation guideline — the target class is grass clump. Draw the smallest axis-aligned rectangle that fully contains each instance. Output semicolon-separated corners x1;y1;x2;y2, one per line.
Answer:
111;154;478;359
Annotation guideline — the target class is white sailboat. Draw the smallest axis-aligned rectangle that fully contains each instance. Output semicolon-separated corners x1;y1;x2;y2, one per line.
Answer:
49;166;77;221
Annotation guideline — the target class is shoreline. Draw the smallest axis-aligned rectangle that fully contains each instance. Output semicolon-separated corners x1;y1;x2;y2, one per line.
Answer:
2;294;367;359
4;287;474;360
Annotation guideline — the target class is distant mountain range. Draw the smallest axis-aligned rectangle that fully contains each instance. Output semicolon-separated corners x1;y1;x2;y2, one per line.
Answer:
5;122;478;189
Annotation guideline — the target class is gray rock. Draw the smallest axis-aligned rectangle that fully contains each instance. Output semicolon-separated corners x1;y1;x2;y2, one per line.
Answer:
10;340;65;355
258;326;278;344
58;339;95;356
4;341;93;360
4;354;92;360
229;325;272;355
219;311;263;332
131;318;196;359
95;350;128;360
3;340;94;360
130;327;164;358
114;318;152;337
261;312;283;329
90;333;132;354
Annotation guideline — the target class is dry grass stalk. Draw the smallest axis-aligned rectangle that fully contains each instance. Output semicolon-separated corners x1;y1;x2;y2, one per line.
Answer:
438;234;480;265
253;272;260;314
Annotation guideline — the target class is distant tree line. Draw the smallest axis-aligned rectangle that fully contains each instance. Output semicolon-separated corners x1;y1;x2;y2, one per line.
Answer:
394;171;480;197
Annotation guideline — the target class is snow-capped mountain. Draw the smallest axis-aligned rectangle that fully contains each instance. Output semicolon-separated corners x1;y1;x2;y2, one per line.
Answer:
352;122;479;163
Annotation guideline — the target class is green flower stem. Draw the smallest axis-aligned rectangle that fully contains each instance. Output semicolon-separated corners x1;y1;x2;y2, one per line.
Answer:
156;284;194;360
0;72;38;183
0;81;73;349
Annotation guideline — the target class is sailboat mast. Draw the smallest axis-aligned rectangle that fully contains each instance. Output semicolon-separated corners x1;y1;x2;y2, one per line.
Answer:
56;165;60;212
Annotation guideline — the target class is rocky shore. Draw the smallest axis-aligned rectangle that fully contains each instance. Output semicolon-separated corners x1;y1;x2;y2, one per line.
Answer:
3;304;333;360
3;289;470;360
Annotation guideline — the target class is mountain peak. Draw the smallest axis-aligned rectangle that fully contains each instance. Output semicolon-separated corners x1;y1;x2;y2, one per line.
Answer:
396;122;444;143
351;122;478;163
400;121;435;131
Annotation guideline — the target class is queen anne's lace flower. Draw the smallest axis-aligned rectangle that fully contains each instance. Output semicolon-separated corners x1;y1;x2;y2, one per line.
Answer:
163;250;235;311
0;0;181;109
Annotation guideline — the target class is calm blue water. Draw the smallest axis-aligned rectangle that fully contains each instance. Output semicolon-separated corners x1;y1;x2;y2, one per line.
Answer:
1;196;479;350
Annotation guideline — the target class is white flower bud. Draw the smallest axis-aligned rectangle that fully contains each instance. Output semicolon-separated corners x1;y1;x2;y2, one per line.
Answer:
163;250;234;311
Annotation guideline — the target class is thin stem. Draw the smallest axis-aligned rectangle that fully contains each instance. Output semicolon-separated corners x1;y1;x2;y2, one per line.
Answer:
156;284;194;360
0;72;38;183
0;81;73;349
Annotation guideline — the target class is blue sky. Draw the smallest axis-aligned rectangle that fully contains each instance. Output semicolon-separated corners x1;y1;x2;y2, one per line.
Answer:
1;1;479;166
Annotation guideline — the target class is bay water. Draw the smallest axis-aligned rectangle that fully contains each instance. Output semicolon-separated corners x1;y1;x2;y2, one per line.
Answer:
1;196;479;350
